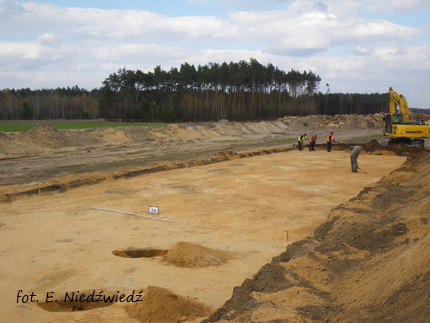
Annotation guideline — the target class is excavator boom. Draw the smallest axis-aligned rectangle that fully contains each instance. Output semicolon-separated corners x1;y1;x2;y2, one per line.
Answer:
388;87;410;121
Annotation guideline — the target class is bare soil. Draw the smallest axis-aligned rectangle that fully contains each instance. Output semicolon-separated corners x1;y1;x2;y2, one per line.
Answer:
126;286;212;323
204;148;430;323
0;113;429;323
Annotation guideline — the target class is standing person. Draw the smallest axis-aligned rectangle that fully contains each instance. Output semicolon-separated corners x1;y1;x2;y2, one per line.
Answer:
297;133;306;151
350;145;365;172
327;132;336;152
309;134;317;151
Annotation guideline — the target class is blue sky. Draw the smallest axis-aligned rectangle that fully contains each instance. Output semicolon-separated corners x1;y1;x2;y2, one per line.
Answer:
1;0;430;108
19;0;292;16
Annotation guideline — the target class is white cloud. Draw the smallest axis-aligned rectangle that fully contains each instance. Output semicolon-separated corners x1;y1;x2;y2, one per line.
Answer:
0;0;430;107
216;0;430;16
0;40;87;70
0;2;416;45
362;0;430;14
0;2;420;58
36;33;63;46
353;45;374;56
0;41;45;65
313;1;328;11
265;31;331;56
0;0;27;18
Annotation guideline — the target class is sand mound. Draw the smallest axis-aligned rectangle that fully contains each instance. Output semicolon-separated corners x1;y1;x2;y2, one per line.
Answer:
125;286;212;323
163;242;234;268
97;126;129;144
410;112;430;122
165;124;197;141
148;124;221;141
26;123;58;134
10;124;70;152
365;139;424;156
0;131;9;140
279;113;387;131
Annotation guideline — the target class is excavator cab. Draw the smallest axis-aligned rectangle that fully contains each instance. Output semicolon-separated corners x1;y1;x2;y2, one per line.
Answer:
385;113;403;134
392;113;402;124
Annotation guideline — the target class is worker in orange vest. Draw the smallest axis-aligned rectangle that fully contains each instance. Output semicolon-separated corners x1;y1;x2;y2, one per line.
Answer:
309;134;317;151
327;132;336;152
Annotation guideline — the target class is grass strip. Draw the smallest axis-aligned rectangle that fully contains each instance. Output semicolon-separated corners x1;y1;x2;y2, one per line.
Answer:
0;122;168;132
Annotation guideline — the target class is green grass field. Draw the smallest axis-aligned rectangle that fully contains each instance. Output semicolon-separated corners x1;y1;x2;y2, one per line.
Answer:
0;122;168;132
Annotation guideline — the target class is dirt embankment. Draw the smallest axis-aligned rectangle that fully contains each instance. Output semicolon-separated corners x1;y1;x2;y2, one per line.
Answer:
204;143;430;323
278;112;386;130
2;112;405;188
1;112;429;156
278;112;430;130
2;112;424;157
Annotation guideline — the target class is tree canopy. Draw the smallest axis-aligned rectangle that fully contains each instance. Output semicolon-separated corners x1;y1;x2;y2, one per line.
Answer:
100;58;322;122
0;58;390;122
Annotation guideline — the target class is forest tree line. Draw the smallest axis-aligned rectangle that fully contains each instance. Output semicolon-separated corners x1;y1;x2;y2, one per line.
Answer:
0;59;390;122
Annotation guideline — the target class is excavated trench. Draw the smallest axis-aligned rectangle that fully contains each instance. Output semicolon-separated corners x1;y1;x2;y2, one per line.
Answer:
112;249;169;258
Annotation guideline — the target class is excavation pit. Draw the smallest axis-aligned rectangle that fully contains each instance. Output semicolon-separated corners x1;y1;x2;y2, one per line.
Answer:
0;146;411;323
112;249;169;258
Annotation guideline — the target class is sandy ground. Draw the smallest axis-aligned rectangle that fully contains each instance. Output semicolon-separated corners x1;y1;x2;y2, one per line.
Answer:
1;114;429;323
0;149;406;322
205;148;430;323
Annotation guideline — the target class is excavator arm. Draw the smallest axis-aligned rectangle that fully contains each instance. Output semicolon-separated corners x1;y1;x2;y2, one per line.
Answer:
389;87;410;121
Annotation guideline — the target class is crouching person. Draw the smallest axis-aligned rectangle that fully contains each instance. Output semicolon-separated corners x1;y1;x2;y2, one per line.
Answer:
350;145;365;172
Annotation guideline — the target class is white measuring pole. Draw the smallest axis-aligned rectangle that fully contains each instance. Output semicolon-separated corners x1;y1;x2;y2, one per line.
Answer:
89;206;218;230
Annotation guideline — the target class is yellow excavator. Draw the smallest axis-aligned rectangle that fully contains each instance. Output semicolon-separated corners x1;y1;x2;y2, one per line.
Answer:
384;87;429;148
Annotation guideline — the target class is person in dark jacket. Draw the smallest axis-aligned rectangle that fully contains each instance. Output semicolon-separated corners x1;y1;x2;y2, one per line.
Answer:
309;135;317;151
297;133;306;151
350;145;364;172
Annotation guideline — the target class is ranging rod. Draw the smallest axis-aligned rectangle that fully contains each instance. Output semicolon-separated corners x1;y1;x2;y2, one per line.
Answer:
89;206;218;230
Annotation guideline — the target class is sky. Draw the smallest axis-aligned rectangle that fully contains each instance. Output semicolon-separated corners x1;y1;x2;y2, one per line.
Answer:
1;0;430;108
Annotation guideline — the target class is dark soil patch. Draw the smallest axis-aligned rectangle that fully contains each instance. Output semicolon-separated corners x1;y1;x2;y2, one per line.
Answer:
112;249;168;258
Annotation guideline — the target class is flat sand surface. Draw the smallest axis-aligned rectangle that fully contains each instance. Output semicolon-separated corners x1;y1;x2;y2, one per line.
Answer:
0;149;406;322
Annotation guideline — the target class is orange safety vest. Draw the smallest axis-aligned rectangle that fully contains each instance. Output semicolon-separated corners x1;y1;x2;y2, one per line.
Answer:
309;136;316;143
327;134;333;143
